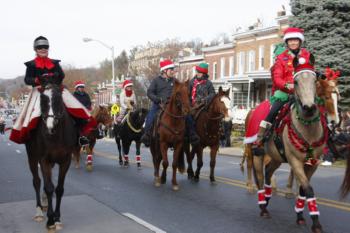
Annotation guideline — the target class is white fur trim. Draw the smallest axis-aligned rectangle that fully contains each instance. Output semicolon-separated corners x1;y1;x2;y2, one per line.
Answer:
258;190;265;193
298;195;306;200
75;84;85;89
293;70;316;79
124;83;133;88
298;57;306;64
295;207;305;213
258;200;267;204
307;197;317;202
244;135;257;144
160;63;175;71
283;32;304;42
309;211;320;216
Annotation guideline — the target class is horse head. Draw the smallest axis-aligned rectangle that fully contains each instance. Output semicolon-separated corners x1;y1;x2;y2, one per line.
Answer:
93;105;113;128
40;84;65;135
211;86;230;119
171;79;190;116
317;77;340;125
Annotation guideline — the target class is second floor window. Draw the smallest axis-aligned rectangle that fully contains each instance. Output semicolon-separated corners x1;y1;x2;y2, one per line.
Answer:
259;45;265;70
213;62;217;80
248;50;255;72
220;57;225;78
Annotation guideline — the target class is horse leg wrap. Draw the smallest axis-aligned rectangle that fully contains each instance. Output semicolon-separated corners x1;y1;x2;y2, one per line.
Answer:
258;190;267;205
136;155;141;162
123;155;129;161
264;184;272;198
295;195;306;213
307;198;320;216
86;154;93;164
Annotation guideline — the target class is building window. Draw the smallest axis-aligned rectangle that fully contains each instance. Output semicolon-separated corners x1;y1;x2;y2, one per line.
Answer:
213;62;217;80
248;50;255;72
237;52;245;75
259;45;265;70
229;56;234;77
220;57;225;78
270;44;276;67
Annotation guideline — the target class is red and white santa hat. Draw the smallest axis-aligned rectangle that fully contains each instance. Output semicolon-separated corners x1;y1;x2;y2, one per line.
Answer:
123;80;133;89
283;27;305;43
160;59;175;72
74;80;85;89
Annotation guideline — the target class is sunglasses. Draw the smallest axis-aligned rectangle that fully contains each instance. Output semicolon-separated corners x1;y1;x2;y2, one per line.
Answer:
36;45;49;50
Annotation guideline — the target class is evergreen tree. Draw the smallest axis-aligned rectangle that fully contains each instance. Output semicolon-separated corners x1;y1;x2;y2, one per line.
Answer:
290;0;350;110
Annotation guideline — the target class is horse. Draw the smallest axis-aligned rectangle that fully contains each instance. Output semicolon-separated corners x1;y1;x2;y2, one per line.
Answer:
185;87;230;182
113;108;148;168
72;105;112;171
150;79;190;191
251;63;333;233
25;83;78;230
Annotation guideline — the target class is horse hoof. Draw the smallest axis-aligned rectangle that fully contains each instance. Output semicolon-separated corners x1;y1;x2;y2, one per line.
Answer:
172;185;179;191
119;161;123;166
210;177;216;182
154;177;161;187
42;206;48;212
55;221;63;230
247;186;255;194
47;224;56;230
296;219;306;225
260;210;271;218
47;228;56;233
193;177;199;182
74;164;80;169
285;192;295;199
33;215;44;222
311;226;323;233
86;164;93;172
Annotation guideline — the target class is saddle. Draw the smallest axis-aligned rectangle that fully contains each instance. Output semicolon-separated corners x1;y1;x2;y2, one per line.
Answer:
191;103;207;121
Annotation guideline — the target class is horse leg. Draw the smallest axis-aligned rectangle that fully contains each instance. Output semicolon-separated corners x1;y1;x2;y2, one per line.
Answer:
246;144;255;193
53;156;71;230
40;160;56;229
194;146;204;182
135;141;141;169
253;154;269;218
285;169;295;198
160;142;169;184
85;143;94;172
122;140;131;167
172;143;181;191
186;143;195;180
264;159;281;207
209;144;219;182
28;158;44;222
116;137;123;166
291;159;322;233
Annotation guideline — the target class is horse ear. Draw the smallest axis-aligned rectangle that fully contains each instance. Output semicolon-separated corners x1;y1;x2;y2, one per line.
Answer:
218;86;223;94
293;57;299;69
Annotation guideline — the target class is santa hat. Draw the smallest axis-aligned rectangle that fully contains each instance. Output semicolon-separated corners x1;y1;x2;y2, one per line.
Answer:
283;27;305;43
196;63;209;74
293;63;315;78
74;80;85;89
123;80;133;89
160;59;175;72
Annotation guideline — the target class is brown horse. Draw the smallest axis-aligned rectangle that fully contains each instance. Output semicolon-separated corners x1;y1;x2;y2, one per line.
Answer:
25;84;78;230
186;87;230;182
72;105;112;171
150;79;190;191
241;75;341;195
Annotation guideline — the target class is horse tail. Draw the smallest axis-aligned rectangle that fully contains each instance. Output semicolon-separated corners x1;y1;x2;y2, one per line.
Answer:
340;149;350;198
241;109;254;174
177;146;186;174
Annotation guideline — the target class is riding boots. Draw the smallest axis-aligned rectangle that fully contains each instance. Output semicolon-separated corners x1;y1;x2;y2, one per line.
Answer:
256;120;272;146
189;131;200;147
141;131;151;147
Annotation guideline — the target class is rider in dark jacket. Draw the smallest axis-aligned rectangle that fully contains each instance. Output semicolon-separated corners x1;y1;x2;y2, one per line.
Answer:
73;80;92;111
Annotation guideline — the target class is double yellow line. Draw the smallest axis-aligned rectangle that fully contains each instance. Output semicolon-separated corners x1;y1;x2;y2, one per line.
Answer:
94;150;350;212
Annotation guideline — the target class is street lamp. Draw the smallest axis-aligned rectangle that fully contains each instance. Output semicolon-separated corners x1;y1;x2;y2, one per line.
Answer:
83;37;116;103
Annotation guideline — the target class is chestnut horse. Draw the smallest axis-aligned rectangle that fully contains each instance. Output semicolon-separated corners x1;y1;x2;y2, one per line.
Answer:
186;87;230;182
72;105;112;171
150;79;190;191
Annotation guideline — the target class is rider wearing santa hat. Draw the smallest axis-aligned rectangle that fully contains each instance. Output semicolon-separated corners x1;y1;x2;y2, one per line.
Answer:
73;80;92;111
256;27;315;145
115;79;136;123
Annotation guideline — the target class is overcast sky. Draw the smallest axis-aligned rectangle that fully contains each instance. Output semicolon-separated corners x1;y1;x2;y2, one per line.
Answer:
0;0;290;79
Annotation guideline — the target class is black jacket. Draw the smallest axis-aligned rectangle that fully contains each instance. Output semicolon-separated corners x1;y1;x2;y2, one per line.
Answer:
189;75;215;105
147;75;174;104
73;91;92;110
24;59;65;87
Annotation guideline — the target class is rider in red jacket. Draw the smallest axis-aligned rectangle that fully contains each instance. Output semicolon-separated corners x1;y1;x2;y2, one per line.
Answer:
257;27;315;144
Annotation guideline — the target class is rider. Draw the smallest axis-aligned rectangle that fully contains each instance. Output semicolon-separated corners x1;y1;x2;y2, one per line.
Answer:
187;63;215;143
73;80;92;111
256;27;314;145
10;36;94;145
116;79;136;123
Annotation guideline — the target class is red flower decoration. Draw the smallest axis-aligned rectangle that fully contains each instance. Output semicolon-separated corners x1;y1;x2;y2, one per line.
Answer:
325;67;340;81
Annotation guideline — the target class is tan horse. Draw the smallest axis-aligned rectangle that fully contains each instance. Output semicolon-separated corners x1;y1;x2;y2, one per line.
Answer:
72;105;112;171
150;79;190;191
252;68;329;233
186;87;230;182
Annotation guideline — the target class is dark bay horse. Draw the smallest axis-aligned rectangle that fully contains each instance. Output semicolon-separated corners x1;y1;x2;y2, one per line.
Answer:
113;108;148;168
186;87;230;182
72;105;112;171
252;67;330;233
150;79;190;191
25;84;78;230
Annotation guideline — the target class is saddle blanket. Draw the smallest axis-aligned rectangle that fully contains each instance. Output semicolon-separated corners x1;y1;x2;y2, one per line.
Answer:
244;100;271;144
10;87;92;144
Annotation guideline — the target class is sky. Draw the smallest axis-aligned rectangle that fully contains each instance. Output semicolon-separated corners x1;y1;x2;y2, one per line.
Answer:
0;0;290;79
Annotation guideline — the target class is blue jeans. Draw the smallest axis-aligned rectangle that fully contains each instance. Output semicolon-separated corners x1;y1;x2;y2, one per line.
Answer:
144;103;160;132
185;115;196;136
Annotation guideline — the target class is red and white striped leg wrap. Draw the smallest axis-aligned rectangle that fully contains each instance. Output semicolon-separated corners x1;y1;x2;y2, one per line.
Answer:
86;154;93;165
258;190;266;205
307;198;320;216
264;184;272;198
123;155;129;161
136;155;141;162
294;195;306;213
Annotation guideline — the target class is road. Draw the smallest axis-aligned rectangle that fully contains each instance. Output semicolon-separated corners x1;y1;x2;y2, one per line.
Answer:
0;133;349;233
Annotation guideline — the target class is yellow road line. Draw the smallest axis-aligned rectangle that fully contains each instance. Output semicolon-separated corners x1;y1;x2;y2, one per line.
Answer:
94;150;350;212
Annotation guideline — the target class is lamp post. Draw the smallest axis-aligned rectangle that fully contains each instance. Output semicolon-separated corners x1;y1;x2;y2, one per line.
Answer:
83;37;116;103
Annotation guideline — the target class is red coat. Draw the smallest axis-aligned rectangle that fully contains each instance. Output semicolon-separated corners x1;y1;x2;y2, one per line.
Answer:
271;48;312;94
